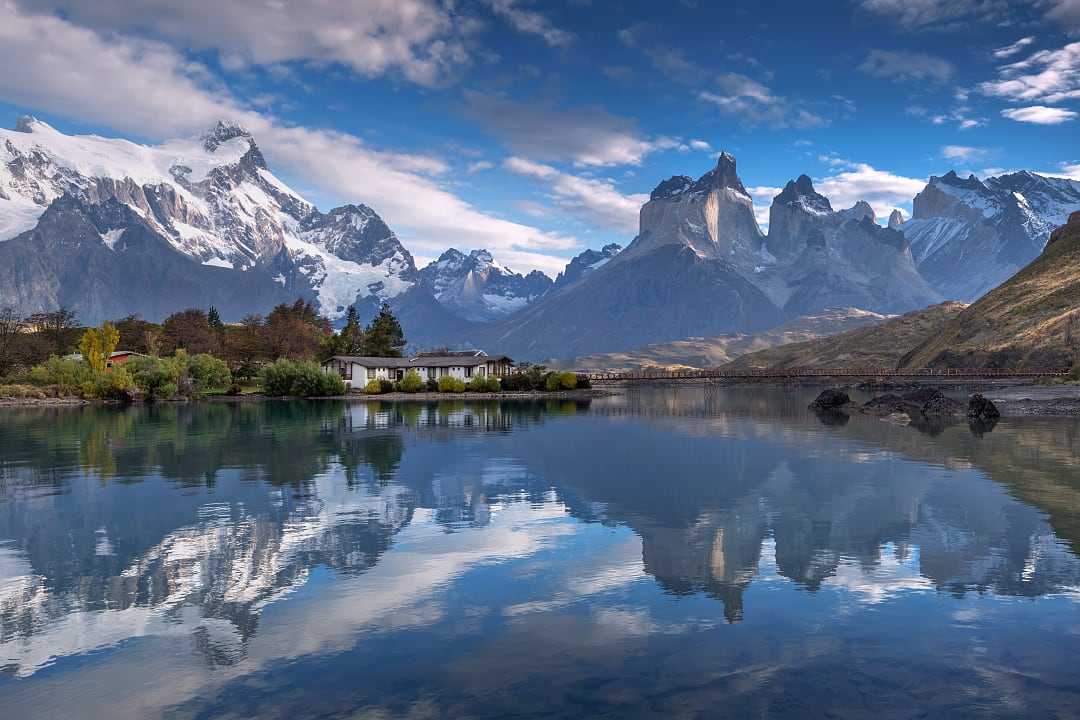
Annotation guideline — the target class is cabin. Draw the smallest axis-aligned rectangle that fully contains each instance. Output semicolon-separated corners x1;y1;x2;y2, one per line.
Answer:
323;351;514;390
66;350;145;369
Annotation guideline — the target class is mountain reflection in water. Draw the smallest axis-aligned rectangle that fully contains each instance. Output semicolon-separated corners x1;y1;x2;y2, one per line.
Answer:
1;388;1079;719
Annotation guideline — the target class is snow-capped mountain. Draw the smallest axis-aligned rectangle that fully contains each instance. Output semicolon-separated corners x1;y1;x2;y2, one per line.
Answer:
900;170;1080;301
417;248;552;321
551;242;622;292
0;118;417;323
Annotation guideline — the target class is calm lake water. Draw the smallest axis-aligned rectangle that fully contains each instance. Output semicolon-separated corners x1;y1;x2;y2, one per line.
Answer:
2;387;1080;719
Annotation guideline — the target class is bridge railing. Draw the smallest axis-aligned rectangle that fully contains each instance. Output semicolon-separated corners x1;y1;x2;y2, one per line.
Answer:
581;367;1070;382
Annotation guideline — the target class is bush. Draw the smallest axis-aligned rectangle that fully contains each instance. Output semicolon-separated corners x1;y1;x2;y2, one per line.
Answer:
364;378;383;394
187;353;231;394
425;378;439;392
260;359;345;397
379;379;395;394
544;371;578;392
400;370;425;393
28;356;96;395
500;373;531;391
466;375;500;393
89;367;136;402
438;375;466;393
127;355;181;401
575;373;592;389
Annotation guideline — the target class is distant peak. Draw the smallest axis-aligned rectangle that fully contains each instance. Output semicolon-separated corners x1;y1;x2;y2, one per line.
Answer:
775;173;832;213
888;209;905;229
202;120;253;152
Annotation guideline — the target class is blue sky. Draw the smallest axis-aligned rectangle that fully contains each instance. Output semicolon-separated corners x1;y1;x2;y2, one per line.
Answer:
1;0;1079;275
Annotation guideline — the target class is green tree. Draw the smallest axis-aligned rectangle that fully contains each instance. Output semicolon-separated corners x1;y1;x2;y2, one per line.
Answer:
335;305;365;355
207;306;224;331
362;303;406;357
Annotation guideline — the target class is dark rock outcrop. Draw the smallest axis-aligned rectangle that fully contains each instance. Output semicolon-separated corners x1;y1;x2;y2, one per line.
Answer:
967;394;1001;422
809;389;851;410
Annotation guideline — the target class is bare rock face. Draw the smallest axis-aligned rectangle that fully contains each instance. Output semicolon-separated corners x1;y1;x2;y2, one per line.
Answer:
634;152;765;265
766;175;833;259
888;209;905;230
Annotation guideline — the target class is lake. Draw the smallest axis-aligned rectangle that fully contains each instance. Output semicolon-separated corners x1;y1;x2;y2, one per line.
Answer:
1;387;1080;719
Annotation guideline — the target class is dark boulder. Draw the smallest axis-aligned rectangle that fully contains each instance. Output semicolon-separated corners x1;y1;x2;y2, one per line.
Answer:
810;388;850;410
967;394;1000;422
920;392;964;417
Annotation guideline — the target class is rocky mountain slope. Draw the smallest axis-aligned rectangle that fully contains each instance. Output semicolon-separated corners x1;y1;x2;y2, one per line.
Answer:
563;307;890;371
899;211;1080;370
417;248;551;321
723;302;968;371
900;171;1080;301
551;243;622;292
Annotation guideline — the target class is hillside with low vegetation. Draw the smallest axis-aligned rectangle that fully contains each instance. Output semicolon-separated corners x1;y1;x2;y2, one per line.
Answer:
565;308;889;371
900;212;1080;370
723;302;967;371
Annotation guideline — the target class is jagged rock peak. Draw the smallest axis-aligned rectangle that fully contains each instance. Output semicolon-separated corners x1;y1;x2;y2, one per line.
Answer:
936;170;986;190
888;209;905;229
202;120;254;152
650;175;693;201
840;201;876;223
698;150;748;195
775;174;832;214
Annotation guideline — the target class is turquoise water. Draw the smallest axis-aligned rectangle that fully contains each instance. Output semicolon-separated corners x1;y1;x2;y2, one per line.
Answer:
1;388;1079;718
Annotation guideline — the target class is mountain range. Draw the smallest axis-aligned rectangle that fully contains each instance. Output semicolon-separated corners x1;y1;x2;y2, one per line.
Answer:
2;118;1079;362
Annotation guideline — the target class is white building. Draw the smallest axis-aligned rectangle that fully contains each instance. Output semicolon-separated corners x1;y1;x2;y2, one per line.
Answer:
323;350;513;390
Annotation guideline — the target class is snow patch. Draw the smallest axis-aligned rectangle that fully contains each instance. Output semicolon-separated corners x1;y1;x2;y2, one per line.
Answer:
100;228;124;250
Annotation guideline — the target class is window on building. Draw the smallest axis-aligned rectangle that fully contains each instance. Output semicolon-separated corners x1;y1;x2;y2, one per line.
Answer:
464;366;473;378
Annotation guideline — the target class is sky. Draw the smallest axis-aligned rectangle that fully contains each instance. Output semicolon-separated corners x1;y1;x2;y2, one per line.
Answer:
1;0;1079;276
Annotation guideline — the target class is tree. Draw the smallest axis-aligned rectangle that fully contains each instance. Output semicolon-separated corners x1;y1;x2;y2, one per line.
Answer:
264;298;331;360
27;307;78;357
112;315;160;354
362;303;406;357
79;322;120;372
162;308;219;355
207;306;224;331
334;305;365;355
0;307;24;378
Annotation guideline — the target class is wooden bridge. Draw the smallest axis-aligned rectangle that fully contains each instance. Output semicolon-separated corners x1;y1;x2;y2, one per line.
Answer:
582;367;1070;384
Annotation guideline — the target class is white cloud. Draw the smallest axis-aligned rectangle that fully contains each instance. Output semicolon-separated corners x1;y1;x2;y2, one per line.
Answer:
815;163;926;217
699;74;826;128
0;1;575;276
485;0;573;47
467;160;495;174
504;157;647;234
1000;105;1078;124
466;91;678;167
1049;162;1080;179
747;185;782;229
16;0;472;86
979;42;1080;104
689;139;713;152
941;145;991;162
993;36;1035;59
859;49;955;83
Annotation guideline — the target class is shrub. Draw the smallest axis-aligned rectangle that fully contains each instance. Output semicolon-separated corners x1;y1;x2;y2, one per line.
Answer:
575;373;592;389
483;376;501;392
400;370;425;393
187;353;231;394
425;378;439;392
500;373;531;391
127;355;180;401
90;367;136;401
544;371;577;392
379;379;395;394
466;376;487;392
364;378;383;394
438;375;466;393
260;359;345;397
28;356;95;395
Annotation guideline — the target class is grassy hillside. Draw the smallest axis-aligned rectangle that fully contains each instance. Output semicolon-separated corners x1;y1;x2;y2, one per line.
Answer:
900;212;1080;370
562;308;888;371
722;302;967;371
